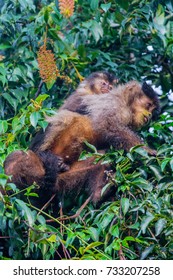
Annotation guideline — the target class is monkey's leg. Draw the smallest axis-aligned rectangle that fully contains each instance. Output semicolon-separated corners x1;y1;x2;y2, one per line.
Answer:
4;150;45;188
57;159;112;220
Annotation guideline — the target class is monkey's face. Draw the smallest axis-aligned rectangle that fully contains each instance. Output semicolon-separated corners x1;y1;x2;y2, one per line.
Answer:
131;94;156;129
91;78;114;94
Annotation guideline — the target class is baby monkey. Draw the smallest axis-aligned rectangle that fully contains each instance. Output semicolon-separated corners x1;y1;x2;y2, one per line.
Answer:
59;71;118;114
76;71;118;95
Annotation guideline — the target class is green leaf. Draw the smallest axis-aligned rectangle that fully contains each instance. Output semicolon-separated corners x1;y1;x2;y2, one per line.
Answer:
121;198;130;215
0;174;8;187
0;120;8;134
160;158;170;172
157;145;173;156
30;111;41;128
132;178;153;191
110;225;119;238
0;43;11;50
112;239;121;250
37;215;46;225
140;245;155;260
155;218;167;236
87;227;100;241
116;0;129;10
84;241;103;253
2;93;18;111
149;165;163;182
83;141;97;153
101;182;112;196
141;214;154;234
35;94;49;103
130;146;149;158
100;3;111;13
12;117;23;133
47;234;56;243
15;199;35;226
90;0;99;11
46;79;56;90
44;7;49;23
91;21;103;42
38;120;48;131
128;222;140;229
100;213;114;229
170;159;173;171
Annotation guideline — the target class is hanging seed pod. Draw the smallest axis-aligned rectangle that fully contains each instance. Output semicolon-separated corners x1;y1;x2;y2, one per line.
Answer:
59;0;75;18
37;44;59;84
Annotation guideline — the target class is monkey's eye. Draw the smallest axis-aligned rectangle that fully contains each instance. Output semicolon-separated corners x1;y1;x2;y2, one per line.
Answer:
146;102;152;110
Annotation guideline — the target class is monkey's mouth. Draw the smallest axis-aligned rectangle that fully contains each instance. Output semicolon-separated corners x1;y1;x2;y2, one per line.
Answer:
101;87;110;93
144;116;150;124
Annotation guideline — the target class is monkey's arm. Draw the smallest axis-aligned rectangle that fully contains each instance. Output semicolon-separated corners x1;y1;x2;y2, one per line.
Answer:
103;126;156;154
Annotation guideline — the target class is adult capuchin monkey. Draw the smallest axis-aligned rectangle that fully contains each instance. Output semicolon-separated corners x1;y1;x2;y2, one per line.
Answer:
4;80;160;184
4;71;118;189
32;80;160;160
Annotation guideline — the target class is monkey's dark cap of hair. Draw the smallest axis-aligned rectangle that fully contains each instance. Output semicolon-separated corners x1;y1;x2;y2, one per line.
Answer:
89;71;117;83
142;82;161;116
102;71;117;83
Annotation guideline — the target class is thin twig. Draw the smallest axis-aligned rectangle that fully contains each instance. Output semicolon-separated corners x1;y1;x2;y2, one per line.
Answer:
118;244;126;260
35;80;44;98
59;195;92;221
37;193;56;216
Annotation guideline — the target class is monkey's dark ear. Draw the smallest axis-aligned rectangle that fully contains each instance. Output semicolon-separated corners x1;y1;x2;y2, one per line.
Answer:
142;82;161;116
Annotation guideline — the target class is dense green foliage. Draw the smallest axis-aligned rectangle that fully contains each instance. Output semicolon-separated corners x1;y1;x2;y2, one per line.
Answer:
0;0;173;260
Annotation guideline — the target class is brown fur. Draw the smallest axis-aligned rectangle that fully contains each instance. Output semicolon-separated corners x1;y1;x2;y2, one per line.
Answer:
30;71;117;162
3;80;160;208
4;71;117;193
3;151;112;205
55;157;112;204
75;71;118;95
32;81;160;160
38;111;94;164
4;150;45;188
59;71;118;114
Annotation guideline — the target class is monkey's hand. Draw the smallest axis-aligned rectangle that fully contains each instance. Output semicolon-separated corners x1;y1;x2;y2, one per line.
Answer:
38;151;70;173
57;157;70;172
